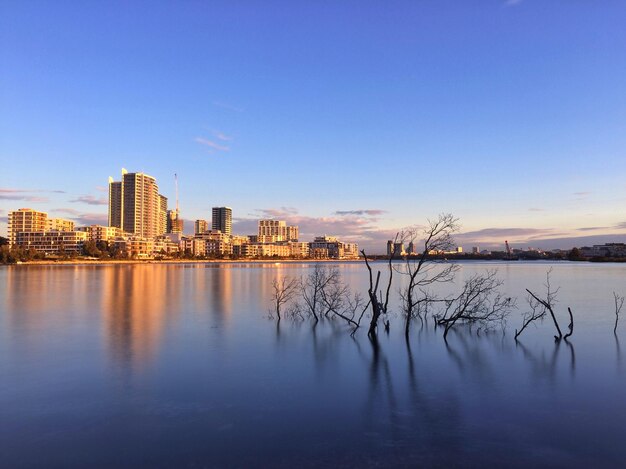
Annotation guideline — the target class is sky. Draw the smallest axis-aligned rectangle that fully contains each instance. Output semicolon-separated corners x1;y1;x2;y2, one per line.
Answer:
1;0;625;253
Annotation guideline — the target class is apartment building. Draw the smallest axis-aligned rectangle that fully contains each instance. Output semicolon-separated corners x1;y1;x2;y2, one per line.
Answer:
8;208;48;247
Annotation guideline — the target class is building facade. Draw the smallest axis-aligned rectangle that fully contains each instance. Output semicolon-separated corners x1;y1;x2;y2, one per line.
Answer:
8;208;48;247
212;207;232;236
108;169;168;238
194;219;208;234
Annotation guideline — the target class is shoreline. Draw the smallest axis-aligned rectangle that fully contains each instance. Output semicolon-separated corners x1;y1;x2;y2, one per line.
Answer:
3;258;364;266
3;257;625;266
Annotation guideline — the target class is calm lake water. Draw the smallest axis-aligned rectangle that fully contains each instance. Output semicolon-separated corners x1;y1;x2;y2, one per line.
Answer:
1;261;625;468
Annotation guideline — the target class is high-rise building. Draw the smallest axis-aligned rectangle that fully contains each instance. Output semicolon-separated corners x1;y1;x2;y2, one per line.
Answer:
8;208;48;247
194;219;208;234
167;209;184;234
212;207;232;236
108;169;168;238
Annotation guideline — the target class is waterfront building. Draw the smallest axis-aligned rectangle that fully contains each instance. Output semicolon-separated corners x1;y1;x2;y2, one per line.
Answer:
167;209;184;234
386;241;404;257
310;236;359;259
289;241;310;258
77;225;124;243
108;169;168;238
8;208;48;247
258;219;298;242
15;230;88;254
407;241;415;255
580;243;626;258
194;219;208;234
160;195;168;235
46;218;75;232
212;207;232;236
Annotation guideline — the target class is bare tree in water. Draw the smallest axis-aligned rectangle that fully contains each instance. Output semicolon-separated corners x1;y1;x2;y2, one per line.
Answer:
361;240;395;337
436;270;514;340
522;269;574;342
396;214;460;338
300;265;340;322
614;292;624;335
271;277;299;321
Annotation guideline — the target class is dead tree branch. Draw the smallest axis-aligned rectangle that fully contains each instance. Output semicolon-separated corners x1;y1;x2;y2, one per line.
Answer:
436;270;514;340
525;269;563;341
515;293;546;341
396;214;460;338
564;307;574;341
271;276;299;320
614;292;624;335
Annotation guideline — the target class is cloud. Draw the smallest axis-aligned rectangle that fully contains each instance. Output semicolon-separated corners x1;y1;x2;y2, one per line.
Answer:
615;222;626;230
528;208;545;212
577;226;610;232
252;207;299;218
0;194;49;202
0;187;65;199
55;208;107;226
456;227;557;246
213;101;244;113
213;130;233;142
195;137;230;152
334;209;387;217
574;191;591;199
95;186;107;192
504;0;522;6
70;195;108;206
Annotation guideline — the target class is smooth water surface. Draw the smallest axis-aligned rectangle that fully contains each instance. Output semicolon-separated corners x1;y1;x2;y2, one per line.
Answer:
1;261;625;467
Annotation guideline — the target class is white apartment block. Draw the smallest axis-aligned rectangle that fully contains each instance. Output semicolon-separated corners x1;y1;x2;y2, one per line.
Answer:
46;218;75;232
8;208;48;247
15;230;88;254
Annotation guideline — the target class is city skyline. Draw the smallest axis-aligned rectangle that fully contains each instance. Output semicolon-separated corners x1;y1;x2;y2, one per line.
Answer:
2;1;626;252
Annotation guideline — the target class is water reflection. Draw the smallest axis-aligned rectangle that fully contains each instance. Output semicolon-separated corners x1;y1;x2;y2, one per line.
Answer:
101;265;180;373
2;262;626;467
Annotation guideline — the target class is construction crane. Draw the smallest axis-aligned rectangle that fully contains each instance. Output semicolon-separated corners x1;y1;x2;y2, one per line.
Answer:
174;173;179;216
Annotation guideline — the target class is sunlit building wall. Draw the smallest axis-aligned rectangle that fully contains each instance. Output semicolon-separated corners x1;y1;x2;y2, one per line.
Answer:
108;169;168;238
8;208;48;247
46;218;75;232
212;207;232;236
194;219;208;234
15;230;88;254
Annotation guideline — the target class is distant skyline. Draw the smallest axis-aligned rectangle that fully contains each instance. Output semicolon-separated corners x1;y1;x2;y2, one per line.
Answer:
1;1;625;253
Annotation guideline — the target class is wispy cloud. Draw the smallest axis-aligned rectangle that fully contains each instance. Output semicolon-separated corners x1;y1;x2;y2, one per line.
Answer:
457;227;556;242
213;130;233;141
213;101;244;113
252;207;299;218
0;194;49;202
55;208;107;226
504;0;522;6
615;222;626;230
574;191;592;199
69;195;108;206
95;186;107;192
195;137;230;152
0;188;65;194
335;209;387;217
577;226;610;232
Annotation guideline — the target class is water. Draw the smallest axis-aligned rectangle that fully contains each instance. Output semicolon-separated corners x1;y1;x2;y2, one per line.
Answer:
1;261;625;467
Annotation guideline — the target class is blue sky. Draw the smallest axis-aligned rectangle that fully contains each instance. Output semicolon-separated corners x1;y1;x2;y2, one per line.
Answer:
1;0;625;252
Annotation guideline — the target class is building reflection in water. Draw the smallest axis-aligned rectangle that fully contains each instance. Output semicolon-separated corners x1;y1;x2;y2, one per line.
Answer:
101;265;180;373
